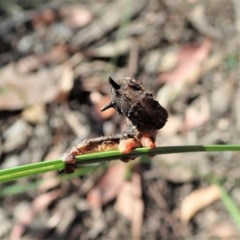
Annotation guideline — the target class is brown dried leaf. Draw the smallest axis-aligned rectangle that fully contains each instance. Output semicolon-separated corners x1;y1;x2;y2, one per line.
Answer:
16;45;68;74
55;64;74;102
115;173;143;240
10;190;63;240
0;63;63;110
180;185;220;223
87;163;126;209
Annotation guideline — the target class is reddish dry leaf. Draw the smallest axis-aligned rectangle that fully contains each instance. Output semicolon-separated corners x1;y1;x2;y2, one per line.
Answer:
32;8;56;27
184;107;208;129
183;96;210;130
180;185;220;223
60;5;92;28
115;173;143;240
158;39;212;85
40;44;69;64
87;163;126;209
90;91;116;119
210;222;237;239
16;55;42;73
32;190;63;211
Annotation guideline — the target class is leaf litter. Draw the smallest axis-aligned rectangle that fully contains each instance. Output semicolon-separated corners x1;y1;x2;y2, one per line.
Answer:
0;0;240;239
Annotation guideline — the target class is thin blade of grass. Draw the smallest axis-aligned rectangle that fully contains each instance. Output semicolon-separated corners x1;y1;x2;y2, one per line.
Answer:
0;145;239;183
215;181;240;230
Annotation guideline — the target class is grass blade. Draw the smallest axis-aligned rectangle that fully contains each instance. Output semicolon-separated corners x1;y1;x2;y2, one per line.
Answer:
0;145;239;183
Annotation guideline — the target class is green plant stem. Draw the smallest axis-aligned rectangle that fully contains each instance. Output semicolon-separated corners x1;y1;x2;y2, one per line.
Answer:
213;179;240;230
0;145;239;183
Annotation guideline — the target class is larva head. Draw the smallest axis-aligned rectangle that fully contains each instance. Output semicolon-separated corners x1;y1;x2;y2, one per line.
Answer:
101;76;145;115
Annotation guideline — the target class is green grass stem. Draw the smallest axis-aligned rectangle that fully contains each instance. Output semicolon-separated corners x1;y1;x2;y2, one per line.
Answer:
0;144;239;183
213;179;240;230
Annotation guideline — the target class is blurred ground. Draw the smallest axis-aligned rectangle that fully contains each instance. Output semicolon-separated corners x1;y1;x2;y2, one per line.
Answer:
0;0;240;239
